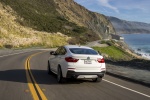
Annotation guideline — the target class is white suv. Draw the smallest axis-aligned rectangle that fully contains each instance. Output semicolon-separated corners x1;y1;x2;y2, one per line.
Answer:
48;45;106;83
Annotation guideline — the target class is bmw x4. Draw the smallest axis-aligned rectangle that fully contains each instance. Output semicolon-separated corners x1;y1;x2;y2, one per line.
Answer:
47;45;106;83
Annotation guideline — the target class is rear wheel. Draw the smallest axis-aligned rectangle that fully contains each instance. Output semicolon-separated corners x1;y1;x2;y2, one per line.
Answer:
92;77;102;82
47;61;52;75
57;67;66;83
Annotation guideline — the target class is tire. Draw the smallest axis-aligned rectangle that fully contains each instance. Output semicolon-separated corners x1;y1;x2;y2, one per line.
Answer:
47;61;52;75
92;77;102;82
57;67;66;83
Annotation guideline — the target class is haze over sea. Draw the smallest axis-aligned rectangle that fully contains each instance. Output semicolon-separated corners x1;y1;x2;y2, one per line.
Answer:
121;34;150;60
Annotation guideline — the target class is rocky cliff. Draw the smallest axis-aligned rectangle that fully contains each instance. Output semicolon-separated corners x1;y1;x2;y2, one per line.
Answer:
55;0;115;38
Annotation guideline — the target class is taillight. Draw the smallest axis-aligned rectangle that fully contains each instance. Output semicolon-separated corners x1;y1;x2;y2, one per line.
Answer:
65;57;79;62
97;58;105;63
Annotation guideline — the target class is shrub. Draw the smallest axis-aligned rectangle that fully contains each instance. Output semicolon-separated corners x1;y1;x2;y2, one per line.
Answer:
92;46;132;61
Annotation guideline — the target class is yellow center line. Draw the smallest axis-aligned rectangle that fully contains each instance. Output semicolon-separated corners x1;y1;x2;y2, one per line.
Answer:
25;51;48;100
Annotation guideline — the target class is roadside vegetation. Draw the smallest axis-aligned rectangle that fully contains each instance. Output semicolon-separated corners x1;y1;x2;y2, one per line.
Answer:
93;40;150;70
93;46;130;61
92;40;132;61
0;3;68;48
0;0;100;45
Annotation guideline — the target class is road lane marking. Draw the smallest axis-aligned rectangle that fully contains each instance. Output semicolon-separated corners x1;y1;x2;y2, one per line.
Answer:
25;58;39;100
25;52;47;100
103;79;150;98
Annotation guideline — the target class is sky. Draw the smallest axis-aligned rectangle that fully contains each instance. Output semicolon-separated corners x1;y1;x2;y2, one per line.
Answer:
74;0;150;23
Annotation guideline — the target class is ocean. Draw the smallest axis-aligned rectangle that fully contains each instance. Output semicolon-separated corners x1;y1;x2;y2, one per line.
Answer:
120;34;150;59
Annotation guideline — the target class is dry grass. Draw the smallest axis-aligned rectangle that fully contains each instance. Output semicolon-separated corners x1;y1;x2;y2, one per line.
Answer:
0;3;69;48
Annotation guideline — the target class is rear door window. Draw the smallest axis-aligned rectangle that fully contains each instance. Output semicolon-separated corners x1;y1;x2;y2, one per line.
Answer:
56;47;67;55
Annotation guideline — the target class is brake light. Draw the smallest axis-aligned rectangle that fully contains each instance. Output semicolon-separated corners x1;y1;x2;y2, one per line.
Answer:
65;57;79;62
97;58;105;63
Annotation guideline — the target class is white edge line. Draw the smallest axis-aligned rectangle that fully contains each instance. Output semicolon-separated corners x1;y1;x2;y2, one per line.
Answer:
0;49;50;58
103;79;150;98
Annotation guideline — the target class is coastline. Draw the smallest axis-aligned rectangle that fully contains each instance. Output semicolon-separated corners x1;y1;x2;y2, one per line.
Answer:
103;40;150;86
106;41;150;86
120;33;150;60
122;42;145;59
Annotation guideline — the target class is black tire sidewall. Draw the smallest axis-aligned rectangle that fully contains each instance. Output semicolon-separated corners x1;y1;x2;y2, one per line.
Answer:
57;67;62;83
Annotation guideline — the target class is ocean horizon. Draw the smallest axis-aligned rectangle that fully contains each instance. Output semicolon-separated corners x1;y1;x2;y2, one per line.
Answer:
120;33;150;60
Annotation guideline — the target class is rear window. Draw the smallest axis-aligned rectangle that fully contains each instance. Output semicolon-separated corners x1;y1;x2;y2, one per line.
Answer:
69;48;98;55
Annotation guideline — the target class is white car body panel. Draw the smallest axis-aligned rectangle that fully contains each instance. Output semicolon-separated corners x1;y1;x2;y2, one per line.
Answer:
48;45;106;79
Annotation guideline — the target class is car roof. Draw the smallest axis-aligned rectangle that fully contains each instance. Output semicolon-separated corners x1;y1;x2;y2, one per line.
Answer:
64;45;93;49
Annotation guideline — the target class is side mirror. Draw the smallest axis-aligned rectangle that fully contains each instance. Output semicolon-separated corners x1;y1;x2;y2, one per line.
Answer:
50;51;56;55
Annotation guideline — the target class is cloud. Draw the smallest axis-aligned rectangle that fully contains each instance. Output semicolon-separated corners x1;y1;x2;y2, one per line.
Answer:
97;0;119;13
111;0;150;12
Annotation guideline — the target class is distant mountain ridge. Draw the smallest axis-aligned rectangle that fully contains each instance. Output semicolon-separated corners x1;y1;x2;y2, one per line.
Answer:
108;16;150;34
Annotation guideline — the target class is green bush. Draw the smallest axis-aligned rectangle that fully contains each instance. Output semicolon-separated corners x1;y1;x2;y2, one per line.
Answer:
92;46;132;61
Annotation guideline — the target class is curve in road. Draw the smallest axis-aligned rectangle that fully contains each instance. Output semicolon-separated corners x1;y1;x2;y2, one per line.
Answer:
0;49;150;100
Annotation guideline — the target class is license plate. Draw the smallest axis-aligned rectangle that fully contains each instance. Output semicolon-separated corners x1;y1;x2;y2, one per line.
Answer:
84;60;92;64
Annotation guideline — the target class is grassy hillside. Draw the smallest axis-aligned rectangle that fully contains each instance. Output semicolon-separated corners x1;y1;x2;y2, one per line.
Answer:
92;41;150;70
94;45;150;70
93;46;132;61
0;0;100;46
92;41;132;61
1;0;70;32
0;2;68;48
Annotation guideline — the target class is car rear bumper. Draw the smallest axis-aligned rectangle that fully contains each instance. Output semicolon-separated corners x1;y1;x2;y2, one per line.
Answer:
66;71;106;79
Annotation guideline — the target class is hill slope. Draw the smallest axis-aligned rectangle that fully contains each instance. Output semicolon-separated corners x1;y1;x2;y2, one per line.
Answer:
108;16;150;34
55;0;115;38
0;1;69;48
0;0;115;48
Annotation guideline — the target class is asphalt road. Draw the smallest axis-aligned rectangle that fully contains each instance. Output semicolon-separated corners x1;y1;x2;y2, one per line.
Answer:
0;50;150;100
